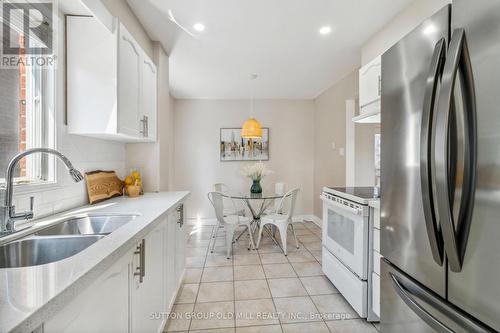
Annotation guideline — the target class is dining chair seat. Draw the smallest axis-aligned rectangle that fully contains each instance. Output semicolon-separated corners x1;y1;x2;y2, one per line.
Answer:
224;214;251;225
224;208;246;217
256;188;300;256
260;213;288;223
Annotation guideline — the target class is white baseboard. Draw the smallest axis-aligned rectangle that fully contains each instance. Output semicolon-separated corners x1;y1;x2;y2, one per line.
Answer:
293;214;322;229
188;215;323;228
186;218;218;226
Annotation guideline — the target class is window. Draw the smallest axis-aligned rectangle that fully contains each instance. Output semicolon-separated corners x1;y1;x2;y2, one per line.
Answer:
0;36;55;186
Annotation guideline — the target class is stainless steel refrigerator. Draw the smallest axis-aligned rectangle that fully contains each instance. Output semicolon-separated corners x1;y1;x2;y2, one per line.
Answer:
381;1;500;332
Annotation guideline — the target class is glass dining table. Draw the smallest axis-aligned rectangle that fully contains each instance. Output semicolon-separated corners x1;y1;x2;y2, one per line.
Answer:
221;191;284;248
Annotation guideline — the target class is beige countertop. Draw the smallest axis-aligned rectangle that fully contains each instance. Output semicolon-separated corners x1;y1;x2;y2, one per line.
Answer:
0;191;190;333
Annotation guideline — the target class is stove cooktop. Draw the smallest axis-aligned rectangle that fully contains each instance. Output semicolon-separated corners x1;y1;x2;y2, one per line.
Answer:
323;187;379;204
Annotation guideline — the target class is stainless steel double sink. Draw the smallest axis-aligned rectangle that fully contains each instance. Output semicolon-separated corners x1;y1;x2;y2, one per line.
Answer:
0;214;138;269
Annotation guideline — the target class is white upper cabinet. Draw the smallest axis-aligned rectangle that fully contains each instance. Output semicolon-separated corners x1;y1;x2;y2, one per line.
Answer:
141;55;157;141
67;16;157;142
355;55;381;123
359;55;381;108
118;23;142;137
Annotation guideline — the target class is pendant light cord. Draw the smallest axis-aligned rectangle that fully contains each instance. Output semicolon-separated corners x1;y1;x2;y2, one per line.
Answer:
250;74;257;118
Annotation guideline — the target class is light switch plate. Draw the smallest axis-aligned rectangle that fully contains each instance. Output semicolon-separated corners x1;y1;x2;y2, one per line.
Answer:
339;147;345;156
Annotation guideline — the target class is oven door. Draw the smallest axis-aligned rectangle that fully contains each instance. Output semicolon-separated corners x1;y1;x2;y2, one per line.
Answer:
322;196;369;279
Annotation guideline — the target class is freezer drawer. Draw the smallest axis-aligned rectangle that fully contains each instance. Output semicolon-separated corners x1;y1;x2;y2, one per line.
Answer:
381;259;494;333
323;247;367;318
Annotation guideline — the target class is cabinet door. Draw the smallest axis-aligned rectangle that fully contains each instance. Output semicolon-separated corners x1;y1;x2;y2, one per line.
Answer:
141;55;157;141
118;23;141;137
174;205;186;284
131;223;165;333
359;56;381;108
44;250;132;333
165;211;178;310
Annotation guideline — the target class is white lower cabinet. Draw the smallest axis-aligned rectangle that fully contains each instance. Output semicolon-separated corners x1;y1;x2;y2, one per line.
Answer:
174;205;186;284
372;272;380;317
44;204;186;333
369;204;382;321
131;222;166;333
44;249;132;333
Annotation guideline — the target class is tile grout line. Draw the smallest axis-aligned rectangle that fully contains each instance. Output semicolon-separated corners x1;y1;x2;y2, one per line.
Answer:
186;225;213;332
258;246;285;333
286;226;335;332
232;240;236;330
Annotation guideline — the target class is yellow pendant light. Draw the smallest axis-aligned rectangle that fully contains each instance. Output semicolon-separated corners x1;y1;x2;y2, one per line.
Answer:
242;118;263;138
242;74;263;139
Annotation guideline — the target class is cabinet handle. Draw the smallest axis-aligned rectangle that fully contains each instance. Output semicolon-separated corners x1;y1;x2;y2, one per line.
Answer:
145;116;149;137
140;116;147;137
134;239;146;282
177;205;184;228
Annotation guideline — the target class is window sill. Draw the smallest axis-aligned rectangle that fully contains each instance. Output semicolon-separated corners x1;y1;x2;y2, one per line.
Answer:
0;181;62;196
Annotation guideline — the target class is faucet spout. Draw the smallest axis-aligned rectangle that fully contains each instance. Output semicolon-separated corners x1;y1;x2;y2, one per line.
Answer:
1;148;84;235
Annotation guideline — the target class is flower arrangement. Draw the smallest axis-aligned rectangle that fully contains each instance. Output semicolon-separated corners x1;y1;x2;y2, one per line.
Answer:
241;161;273;194
241;161;274;181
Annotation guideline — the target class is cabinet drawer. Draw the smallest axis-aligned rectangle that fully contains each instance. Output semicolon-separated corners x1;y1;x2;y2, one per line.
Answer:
323;248;367;318
373;250;381;275
372;272;380;317
373;229;380;252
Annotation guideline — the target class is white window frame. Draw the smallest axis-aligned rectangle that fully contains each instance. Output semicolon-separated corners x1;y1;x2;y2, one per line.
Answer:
0;54;56;189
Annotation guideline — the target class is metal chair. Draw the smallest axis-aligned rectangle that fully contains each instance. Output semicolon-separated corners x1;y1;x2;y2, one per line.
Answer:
213;183;246;216
256;188;300;255
208;191;256;258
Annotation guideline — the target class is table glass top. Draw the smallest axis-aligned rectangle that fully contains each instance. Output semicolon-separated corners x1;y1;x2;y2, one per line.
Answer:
222;191;284;199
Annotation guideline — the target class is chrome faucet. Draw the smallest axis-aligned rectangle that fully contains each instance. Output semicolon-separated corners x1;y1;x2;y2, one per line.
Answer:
1;148;84;236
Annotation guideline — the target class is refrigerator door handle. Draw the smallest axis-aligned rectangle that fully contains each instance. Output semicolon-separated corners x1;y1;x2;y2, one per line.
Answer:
389;271;494;333
434;28;477;272
390;273;454;333
420;38;446;266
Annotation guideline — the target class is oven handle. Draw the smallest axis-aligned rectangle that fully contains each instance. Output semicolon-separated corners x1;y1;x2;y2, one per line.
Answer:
321;195;363;216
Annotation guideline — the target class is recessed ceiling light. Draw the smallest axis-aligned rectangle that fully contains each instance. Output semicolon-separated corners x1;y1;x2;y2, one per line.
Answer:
319;26;332;35
193;23;205;32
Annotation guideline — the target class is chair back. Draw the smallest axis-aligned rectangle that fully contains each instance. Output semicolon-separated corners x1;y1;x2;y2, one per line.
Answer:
213;183;227;192
275;188;300;221
207;191;226;224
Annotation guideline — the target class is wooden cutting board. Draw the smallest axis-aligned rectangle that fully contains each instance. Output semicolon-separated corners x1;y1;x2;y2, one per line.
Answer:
85;170;124;204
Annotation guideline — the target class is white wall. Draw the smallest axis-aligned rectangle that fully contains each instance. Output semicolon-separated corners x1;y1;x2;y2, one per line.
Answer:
313;71;358;217
173;100;315;218
354;123;379;186
361;0;451;65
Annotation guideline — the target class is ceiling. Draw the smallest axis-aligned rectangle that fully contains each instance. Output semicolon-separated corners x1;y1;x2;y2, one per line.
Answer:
127;0;413;99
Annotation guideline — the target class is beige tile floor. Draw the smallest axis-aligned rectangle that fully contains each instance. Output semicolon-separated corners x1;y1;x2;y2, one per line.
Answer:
164;221;379;333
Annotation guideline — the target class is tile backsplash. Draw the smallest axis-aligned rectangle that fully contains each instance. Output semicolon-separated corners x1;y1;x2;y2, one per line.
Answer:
0;136;126;222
